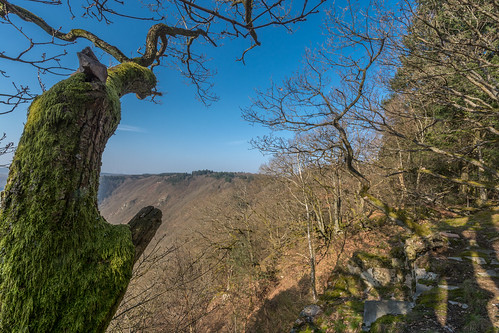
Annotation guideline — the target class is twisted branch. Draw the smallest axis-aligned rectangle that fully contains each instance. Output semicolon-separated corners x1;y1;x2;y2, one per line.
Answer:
0;0;209;67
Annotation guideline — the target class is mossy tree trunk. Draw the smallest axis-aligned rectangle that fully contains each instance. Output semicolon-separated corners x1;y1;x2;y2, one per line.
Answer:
0;61;160;332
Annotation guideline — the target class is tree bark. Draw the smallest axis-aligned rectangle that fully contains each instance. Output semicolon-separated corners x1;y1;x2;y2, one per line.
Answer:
128;206;162;264
0;58;160;332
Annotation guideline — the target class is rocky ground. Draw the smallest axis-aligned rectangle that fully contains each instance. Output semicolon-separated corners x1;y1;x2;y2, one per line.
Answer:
292;206;499;333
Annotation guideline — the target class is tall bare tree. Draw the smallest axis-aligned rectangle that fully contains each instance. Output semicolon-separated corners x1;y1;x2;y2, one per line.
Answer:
243;1;422;230
245;0;498;232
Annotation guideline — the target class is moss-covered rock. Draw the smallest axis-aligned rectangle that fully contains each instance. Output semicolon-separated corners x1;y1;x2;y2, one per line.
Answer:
323;272;364;300
404;233;447;261
368;314;405;333
351;251;393;270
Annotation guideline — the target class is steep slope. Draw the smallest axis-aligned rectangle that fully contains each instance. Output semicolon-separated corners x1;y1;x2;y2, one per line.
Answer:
100;171;339;333
99;172;254;243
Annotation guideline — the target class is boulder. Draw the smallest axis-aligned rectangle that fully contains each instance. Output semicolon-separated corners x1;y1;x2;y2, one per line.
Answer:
299;304;323;323
363;300;414;330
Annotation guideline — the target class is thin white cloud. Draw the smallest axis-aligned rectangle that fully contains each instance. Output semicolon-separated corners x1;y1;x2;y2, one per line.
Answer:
117;124;145;133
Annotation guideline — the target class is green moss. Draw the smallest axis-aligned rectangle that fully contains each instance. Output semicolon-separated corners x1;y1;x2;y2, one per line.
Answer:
336;300;364;331
440;206;499;229
0;64;156;332
368;284;411;300
107;62;156;98
459;250;489;258
321;273;364;301
369;314;405;333
297;325;324;333
352;251;393;269
417;278;437;286
362;192;432;237
441;216;470;228
416;284;448;316
332;321;348;332
318;300;364;332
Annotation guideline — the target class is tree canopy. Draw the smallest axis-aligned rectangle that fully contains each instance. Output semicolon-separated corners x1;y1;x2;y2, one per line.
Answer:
0;0;324;109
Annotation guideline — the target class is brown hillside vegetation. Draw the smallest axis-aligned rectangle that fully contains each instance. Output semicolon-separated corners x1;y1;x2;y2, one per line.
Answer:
101;172;325;332
100;171;498;333
100;170;373;332
101;173;499;333
100;173;247;242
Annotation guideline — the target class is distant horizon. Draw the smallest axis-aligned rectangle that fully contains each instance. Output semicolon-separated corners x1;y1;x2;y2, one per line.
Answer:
0;168;259;192
100;169;259;176
0;167;259;176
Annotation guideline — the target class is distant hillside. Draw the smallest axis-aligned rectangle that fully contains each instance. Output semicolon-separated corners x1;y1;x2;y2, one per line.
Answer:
98;170;252;203
99;171;255;240
99;170;315;333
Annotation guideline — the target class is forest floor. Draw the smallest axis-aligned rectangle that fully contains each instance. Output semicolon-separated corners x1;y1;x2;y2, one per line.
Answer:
289;205;499;333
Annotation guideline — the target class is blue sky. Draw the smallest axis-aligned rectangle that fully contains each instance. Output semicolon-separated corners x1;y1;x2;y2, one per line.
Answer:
0;1;326;174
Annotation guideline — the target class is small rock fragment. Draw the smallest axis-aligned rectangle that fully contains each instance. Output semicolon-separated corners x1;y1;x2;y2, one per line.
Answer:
438;285;459;291
299;304;323;323
440;232;460;239
448;300;468;309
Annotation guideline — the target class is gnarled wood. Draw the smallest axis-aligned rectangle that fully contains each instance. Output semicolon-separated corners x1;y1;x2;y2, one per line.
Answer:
0;52;160;332
128;206;162;263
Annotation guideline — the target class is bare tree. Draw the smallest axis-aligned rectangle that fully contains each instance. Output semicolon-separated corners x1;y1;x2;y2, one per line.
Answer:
0;0;324;108
262;152;319;300
245;0;498;233
108;238;220;332
195;175;304;331
243;1;424;230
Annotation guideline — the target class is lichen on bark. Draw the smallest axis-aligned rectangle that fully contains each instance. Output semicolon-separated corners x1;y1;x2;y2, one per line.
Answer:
0;61;157;332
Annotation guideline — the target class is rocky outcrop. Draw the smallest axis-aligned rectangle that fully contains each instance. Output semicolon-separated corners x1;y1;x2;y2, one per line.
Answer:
290;305;324;332
362;300;414;329
291;207;499;333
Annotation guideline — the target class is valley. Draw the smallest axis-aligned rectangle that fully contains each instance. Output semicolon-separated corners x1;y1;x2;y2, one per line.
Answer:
99;172;499;332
